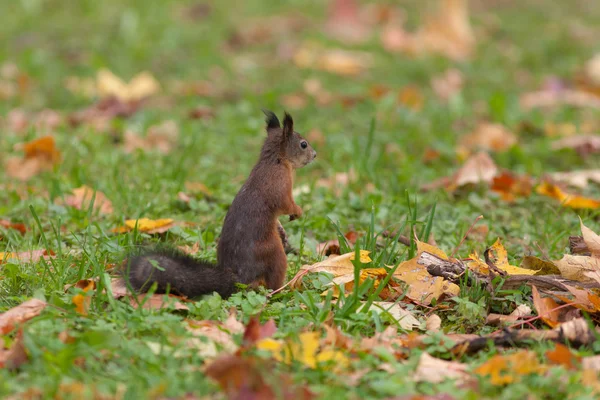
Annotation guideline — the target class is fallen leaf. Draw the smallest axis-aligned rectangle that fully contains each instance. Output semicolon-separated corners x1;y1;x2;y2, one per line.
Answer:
97;69;159;102
490;171;532;202
520;256;561;275
0;330;28;370
554;254;600;282
413;352;469;384
131;293;189;311
431;68;463;101
61;185;113;215
205;354;314;400
256;331;349;370
5;136;61;181
302;250;372;277
426;314;442;332
188;106;215;120
531;286;562;328
545;343;581;370
551;170;600;189
316;231;359;256
582;355;600;371
520;90;600;111
243;316;278;346
324;0;371;44
424;152;499;192
68;96;140;130
551;134;600;157
0;220;26;235
293;43;373;76
0;249;55;264
382;0;475;61
185;313;244;358
394;241;460;305
485;239;538;275
71;279;96;315
0;299;47;334
112;218;175;234
359;302;420;331
397;85;424;111
124;120;179;154
536;181;600;210
458;123;517;154
474;350;545;385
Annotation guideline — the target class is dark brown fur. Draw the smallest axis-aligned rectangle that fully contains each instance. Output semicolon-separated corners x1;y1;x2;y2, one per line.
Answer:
126;111;316;298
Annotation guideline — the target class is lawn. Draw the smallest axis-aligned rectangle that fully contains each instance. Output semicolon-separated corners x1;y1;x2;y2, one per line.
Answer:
2;0;600;398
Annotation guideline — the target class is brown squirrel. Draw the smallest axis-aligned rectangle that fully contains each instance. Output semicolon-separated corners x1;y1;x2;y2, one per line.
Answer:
126;110;316;298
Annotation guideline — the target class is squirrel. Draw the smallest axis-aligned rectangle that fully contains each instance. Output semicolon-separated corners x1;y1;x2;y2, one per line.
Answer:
126;110;317;299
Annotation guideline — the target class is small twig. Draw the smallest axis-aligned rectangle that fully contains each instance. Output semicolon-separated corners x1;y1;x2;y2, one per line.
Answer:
450;215;483;259
483;247;507;277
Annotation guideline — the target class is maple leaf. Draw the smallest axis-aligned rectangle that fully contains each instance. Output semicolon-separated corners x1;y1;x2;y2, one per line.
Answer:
423;152;498;192
490;171;532;202
0;299;47;335
123;120;179;154
359;302;419;331
536;181;600;209
184;312;245;359
481;239;539;276
5;136;61;181
531;285;562;328
130;294;189;311
551;170;600;189
60;185;113;215
431;68;463;101
458;123;517;154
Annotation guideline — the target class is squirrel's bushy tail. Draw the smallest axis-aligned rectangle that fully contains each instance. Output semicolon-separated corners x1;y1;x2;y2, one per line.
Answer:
126;250;237;298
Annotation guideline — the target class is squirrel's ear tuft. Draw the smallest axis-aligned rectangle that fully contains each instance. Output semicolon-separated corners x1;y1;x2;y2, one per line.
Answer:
262;109;280;130
282;112;293;139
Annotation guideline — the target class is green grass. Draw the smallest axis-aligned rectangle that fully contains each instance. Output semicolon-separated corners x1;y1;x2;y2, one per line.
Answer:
2;0;600;398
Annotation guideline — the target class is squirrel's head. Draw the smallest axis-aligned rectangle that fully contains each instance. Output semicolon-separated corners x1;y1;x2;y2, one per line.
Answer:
262;110;317;168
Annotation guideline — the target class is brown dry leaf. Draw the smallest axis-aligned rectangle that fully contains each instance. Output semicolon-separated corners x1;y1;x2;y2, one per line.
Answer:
536;181;600;210
0;299;47;335
242;315;278;347
109;277;128;299
184;181;213;198
413;352;469;384
131;294;189;311
551;135;600;157
302;250;372;277
0;249;55;264
324;0;371;44
582;355;600;371
6;136;61;181
452;152;498;190
397;86;424;111
178;242;201;255
0;330;28;370
520;90;600;111
96;69;159;102
486;304;532;327
394;241;460;305
520;256;561;275
112;218;175;234
431;68;463;101
188;106;215;120
490;171;532;202
531;285;562;328
0;220;26;235
382;0;475;61
545;343;581;370
68;96;140;131
185;312;244;358
281;93;308;110
474;350;546;386
425;314;442;332
72;279;96;316
293;43;373;76
206;354;314;400
555;254;600;282
458;123;517;153
316;231;359;256
124;120;179;154
61;185;113;215
551;170;600;189
555;285;600;314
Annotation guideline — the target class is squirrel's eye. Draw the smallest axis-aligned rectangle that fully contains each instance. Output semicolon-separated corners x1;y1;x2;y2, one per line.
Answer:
300;141;308;149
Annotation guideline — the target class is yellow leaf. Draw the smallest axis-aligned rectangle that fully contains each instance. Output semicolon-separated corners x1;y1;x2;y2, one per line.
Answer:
537;182;600;209
302;250;372;277
475;350;545;386
72;279;95;316
487;239;538;275
113;218;175;234
580;217;600;257
392;242;460;305
554;254;600;282
256;332;348;370
97;69;159;102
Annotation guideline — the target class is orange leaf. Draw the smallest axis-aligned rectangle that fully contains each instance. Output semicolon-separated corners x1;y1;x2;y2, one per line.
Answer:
72;279;95;315
545;343;580;370
531;285;561;328
0;220;26;235
536;181;600;209
6;136;61;181
491;172;532;202
62;185;113;215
